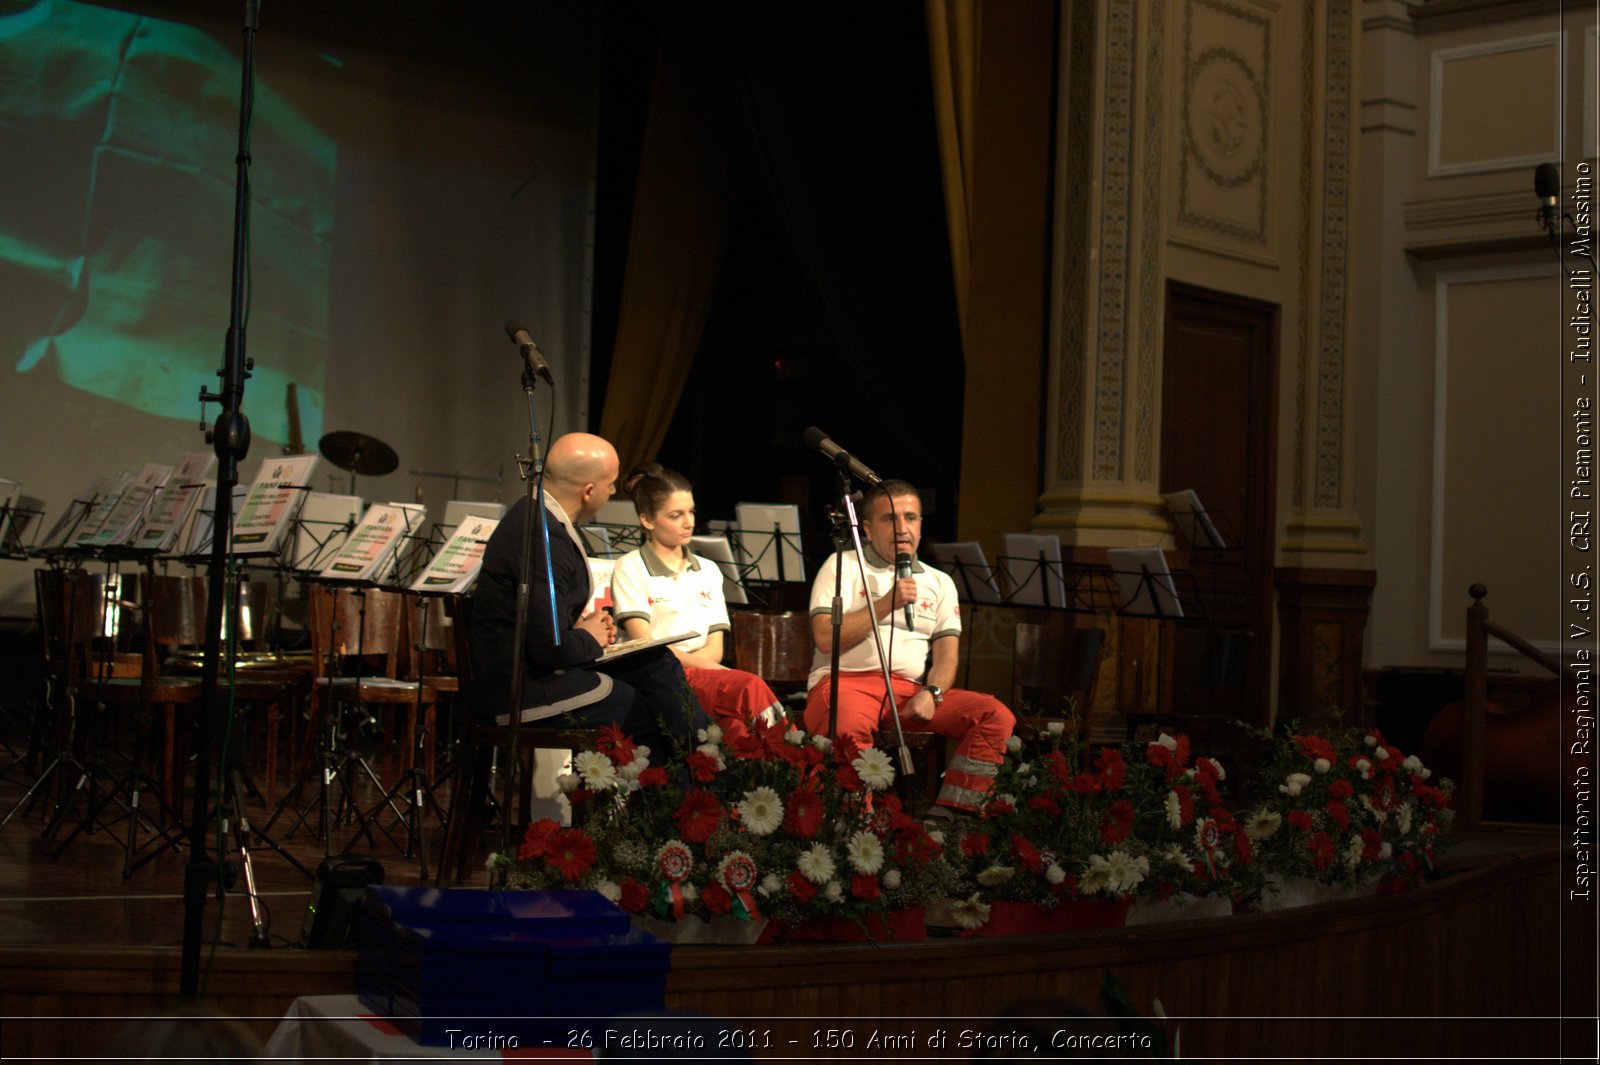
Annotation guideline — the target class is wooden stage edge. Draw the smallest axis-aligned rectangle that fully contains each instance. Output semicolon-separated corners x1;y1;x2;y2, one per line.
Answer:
1;828;1593;1061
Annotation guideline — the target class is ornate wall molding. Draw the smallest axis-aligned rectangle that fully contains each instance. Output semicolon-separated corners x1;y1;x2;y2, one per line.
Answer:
1313;0;1353;510
1091;0;1139;482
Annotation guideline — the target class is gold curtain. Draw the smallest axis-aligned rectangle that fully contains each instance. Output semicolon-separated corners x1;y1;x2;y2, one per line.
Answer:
597;15;746;475
925;0;978;345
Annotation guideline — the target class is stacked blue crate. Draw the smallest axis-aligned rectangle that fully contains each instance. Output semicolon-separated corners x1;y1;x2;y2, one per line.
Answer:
358;886;671;1047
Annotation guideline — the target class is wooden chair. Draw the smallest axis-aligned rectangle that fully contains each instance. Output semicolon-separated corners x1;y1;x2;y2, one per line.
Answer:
729;609;813;717
434;594;603;885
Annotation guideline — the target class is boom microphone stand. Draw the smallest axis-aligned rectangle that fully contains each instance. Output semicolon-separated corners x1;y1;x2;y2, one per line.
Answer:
182;0;259;1000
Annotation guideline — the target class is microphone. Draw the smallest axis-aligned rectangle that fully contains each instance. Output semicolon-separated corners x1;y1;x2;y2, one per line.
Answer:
802;426;884;487
896;551;914;629
505;320;556;386
1535;162;1560;232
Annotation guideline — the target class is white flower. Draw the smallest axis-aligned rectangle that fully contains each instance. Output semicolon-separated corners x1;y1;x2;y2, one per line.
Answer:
1345;837;1364;870
633;745;651;762
812;734;833;751
695;743;726;770
1419;767;1432;780
824;880;843;902
1364;734;1378;748
1157;733;1178;751
556;773;580;794
485;851;500;870
1045;863;1066;885
977;864;1015;886
737;787;784;836
680;882;698;902
1100;850;1150;895
881;869;903;890
852;748;896;791
1246;809;1282;841
759;873;782;897
1046;721;1066;737
1204;757;1226;780
1313;758;1331;775
797;844;837;884
1282;772;1312;798
596;880;621;903
1354;757;1371;772
998;793;1018;808
1006;735;1023;753
1079;862;1111;895
951;894;991;929
1396;801;1414;836
1165;790;1183;829
785;728;805;746
927;829;944;846
846;831;885;875
1402;755;1423;773
572;750;618;791
1379;841;1393;860
1375;746;1390;761
697;724;723;744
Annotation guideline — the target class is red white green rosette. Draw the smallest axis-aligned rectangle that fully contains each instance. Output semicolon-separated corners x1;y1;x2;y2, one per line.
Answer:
655;840;693;919
718;850;761;921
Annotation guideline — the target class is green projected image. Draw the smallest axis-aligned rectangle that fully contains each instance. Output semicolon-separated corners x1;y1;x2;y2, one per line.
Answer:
0;0;333;445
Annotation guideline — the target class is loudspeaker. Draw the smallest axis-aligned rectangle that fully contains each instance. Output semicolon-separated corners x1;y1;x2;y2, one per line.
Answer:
301;853;384;949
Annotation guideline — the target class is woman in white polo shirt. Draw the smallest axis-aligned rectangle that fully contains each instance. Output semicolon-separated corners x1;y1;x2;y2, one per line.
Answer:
610;463;783;732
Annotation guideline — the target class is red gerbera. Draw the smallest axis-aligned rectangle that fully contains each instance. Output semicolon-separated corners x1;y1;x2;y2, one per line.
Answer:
1326;800;1350;830
1294;734;1337;764
787;870;817;902
1011;833;1045;873
1308;831;1336;872
1287;809;1315;832
673;789;725;843
1328;779;1355;800
617;875;648;913
518;818;560;861
1094;747;1127;790
1098;799;1135;845
784;786;823;839
961;832;991;857
686;751;720;783
546;828;597;881
851;873;881;901
638;766;669;788
1026;795;1061;817
595;723;637;767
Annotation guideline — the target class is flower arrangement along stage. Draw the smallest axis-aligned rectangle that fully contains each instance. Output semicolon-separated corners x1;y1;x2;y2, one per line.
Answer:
1238;723;1456;908
493;722;955;943
941;723;1253;934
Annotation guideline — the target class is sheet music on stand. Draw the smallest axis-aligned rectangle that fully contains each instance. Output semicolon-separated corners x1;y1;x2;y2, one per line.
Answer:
132;452;216;554
286;492;362;572
383;503;431;586
317;502;416;585
1000;533;1070;608
177;483;247;561
80;462;173;550
37;476;108;553
925;541;1004;605
1106;546;1195;619
69;470;134;549
1161;490;1230;550
690;534;750;606
409;514;499;595
733;503;805;584
1;493;44;558
232;454;320;557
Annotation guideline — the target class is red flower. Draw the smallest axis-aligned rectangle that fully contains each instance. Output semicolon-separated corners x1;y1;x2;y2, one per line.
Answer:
1288;809;1315;832
834;760;864;792
728;728;767;762
983;797;1016;818
1147;735;1192;781
1026;795;1061;817
1171;784;1195;827
784;786;823;838
1094;747;1127;790
595;723;637;767
546;828;597;881
961;832;991;857
1326;800;1350;830
851;874;881;901
1061;773;1100;794
673;789;724;843
894;824;940;865
1043;750;1072;785
518;818;560;861
701;880;733;915
787;870;816;902
1308;831;1336;872
1328;779;1355;800
638;766;669;788
1193;757;1222;804
1011;834;1045;873
1099;799;1135;845
686;751;720;783
617;876;648;913
1360;827;1383;862
1295;734;1337;763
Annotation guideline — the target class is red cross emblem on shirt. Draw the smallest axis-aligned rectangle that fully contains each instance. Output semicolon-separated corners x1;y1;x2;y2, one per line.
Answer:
698;588;713;604
918;598;933;613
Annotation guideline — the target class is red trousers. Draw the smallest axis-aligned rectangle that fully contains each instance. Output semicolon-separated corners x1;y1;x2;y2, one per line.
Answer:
803;672;1014;812
685;667;782;729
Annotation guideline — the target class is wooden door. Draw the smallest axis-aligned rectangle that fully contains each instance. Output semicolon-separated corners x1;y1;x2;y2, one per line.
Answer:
1160;282;1278;727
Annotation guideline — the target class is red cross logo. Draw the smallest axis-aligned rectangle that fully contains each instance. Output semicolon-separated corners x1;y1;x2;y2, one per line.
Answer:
918;598;933;613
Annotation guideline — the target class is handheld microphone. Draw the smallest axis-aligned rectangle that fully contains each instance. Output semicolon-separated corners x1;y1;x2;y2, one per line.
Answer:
802;426;884;487
1535;162;1560;232
896;551;914;628
505;320;556;386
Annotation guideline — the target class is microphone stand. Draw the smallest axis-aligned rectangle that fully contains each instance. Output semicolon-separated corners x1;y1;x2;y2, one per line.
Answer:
824;463;914;778
499;361;557;867
183;0;258;1000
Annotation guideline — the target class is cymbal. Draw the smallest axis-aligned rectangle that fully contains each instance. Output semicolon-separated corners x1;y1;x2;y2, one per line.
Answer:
319;431;398;477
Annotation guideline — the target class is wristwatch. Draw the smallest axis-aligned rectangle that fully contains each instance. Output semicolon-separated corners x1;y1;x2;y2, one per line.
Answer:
924;684;944;705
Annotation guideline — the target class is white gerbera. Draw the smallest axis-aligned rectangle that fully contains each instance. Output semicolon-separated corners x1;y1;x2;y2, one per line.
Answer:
573;750;619;791
846;831;885;875
1345;836;1364;870
1396;801;1414;836
977;864;1015;886
1165;790;1183;829
737;787;784;836
951;894;991;930
1078;861;1112;896
1246;809;1282;842
1101;850;1150;895
852;748;896;791
797;844;837;884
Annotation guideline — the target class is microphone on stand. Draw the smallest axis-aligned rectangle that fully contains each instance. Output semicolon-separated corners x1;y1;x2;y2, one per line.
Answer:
802;426;884;487
505;320;556;386
1535;162;1560;234
896;552;914;629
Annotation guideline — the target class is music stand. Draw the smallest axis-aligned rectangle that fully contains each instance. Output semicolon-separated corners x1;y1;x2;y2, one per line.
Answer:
689;534;749;606
733;503;806;584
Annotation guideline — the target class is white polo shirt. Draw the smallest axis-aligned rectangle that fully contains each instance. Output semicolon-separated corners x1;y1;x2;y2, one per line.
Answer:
609;546;730;656
806;546;961;690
